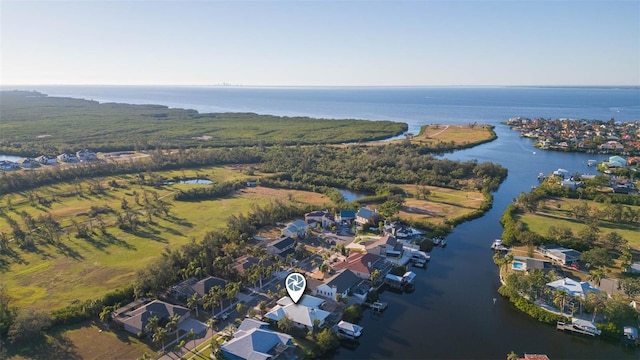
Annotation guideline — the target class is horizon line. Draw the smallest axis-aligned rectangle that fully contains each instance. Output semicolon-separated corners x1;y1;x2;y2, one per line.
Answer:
2;84;639;89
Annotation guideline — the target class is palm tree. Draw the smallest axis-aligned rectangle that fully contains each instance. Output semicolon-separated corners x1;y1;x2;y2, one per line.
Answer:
166;314;181;341
152;326;167;352
187;293;199;318
319;262;330;274
588;268;605;287
504;253;514;272
553;289;569;314
370;269;381;284
225;282;240;311
145;315;160;334
208;286;223;315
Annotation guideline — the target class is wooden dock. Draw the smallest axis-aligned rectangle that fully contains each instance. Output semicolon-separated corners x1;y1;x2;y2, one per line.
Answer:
556;322;597;336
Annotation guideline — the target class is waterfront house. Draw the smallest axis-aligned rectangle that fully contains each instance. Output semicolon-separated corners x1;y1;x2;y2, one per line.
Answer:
546;277;601;299
281;220;309;239
366;235;403;259
57;153;78;163
264;296;330;330
76;149;97;162
220;318;296;360
17;158;39;169
333;252;391;280
511;256;550;272
599;141;624;152
114;299;190;336
312;269;361;301
0;160;19;171
607;155;627;167
35;155;57;165
538;246;581;266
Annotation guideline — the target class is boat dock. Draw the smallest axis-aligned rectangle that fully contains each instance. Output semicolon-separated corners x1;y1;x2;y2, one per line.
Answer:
556;321;597;336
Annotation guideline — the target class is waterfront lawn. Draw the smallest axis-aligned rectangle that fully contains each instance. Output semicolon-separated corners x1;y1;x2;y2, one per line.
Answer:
516;198;640;249
397;185;485;224
413;124;495;146
0;167;330;310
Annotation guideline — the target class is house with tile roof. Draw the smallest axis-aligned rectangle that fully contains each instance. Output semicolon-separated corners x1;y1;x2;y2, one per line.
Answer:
171;276;228;300
221;318;296;360
333;252;391;280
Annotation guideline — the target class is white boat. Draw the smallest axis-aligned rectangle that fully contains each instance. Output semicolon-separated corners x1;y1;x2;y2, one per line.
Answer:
335;320;363;339
571;318;601;335
587;160;597;167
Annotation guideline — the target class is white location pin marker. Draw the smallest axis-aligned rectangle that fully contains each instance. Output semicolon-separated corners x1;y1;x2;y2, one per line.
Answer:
285;272;306;304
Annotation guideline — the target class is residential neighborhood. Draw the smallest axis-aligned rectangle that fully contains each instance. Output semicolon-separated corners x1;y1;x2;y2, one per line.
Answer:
506;117;640;155
90;208;431;359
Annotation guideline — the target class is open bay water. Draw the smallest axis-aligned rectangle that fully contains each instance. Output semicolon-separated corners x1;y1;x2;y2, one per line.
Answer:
4;86;640;358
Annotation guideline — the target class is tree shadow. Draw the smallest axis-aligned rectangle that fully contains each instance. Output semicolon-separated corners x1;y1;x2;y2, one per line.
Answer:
151;222;185;237
55;241;85;260
8;332;82;360
165;214;193;228
131;228;167;243
100;232;136;250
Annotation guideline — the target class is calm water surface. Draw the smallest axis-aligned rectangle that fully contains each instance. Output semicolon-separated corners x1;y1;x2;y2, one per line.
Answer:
3;86;639;359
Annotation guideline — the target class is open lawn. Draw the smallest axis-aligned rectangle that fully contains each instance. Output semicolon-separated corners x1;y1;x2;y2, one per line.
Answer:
396;184;485;224
7;322;151;360
0;166;330;310
516;198;640;249
412;124;495;146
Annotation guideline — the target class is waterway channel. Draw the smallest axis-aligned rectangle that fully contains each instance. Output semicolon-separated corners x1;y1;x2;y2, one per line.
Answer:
335;125;636;359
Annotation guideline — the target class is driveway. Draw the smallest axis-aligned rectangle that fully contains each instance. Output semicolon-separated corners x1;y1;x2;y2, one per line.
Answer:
178;318;207;335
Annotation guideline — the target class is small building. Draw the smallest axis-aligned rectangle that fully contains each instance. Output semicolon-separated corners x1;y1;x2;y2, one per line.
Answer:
233;255;273;275
366;235;403;258
246;181;257;187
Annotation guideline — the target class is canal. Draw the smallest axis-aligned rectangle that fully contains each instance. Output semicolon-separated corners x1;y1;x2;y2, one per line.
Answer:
335;125;635;359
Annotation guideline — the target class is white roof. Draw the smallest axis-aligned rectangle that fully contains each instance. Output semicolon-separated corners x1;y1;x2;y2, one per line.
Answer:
276;295;324;309
264;303;330;328
547;278;600;298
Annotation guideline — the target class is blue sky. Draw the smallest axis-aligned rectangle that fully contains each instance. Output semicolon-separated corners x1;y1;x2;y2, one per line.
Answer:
1;0;639;86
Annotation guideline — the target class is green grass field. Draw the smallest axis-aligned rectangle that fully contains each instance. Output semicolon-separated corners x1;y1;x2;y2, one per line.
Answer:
397;184;485;224
516;198;640;249
0;166;331;310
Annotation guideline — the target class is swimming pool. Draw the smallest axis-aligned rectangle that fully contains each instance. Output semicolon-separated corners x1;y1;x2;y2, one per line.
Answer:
512;261;524;270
